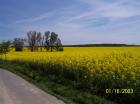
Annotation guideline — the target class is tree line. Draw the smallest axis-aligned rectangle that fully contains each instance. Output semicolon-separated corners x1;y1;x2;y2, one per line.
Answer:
0;31;63;60
13;31;63;52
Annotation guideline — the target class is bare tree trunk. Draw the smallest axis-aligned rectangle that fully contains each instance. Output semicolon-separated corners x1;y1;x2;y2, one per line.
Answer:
41;47;42;52
51;46;53;52
4;54;7;61
31;47;33;52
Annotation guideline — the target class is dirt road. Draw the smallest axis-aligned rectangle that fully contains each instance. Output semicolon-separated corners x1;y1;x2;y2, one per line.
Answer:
0;69;65;104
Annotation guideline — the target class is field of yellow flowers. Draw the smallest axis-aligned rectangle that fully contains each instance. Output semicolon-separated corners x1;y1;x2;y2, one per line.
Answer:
2;47;140;103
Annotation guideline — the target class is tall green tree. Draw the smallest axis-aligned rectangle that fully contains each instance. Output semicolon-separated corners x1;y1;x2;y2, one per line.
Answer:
56;38;63;51
0;41;11;60
44;31;50;51
50;32;58;52
44;31;63;52
13;38;24;51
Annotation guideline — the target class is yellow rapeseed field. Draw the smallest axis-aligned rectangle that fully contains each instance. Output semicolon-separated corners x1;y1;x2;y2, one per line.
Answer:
7;47;140;60
2;47;140;98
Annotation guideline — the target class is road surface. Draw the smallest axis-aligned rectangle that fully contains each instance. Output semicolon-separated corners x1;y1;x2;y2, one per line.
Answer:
0;68;65;104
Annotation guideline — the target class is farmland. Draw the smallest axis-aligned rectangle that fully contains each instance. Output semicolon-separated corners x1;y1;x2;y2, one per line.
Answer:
1;47;140;104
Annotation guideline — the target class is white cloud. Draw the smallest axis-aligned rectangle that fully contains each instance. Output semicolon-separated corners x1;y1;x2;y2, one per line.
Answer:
15;11;56;24
77;0;140;19
10;0;140;44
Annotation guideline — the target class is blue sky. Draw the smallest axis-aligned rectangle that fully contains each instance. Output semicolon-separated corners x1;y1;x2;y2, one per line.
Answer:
0;0;140;45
